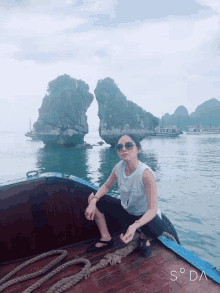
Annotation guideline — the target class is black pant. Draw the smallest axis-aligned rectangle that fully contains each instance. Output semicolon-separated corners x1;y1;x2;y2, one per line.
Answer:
96;194;165;239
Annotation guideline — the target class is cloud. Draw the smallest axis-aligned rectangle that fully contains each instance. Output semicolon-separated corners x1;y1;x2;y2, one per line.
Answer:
186;74;203;81
89;0;212;27
0;11;88;62
0;43;20;58
0;0;75;9
3;11;218;64
1;0;220;131
3;13;87;35
94;48;110;58
74;0;117;14
195;0;220;14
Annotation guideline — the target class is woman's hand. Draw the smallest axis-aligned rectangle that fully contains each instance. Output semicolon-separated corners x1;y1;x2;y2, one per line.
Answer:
119;224;138;244
88;192;96;205
85;201;96;221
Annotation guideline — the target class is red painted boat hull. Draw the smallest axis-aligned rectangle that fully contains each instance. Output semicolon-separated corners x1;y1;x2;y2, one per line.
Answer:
0;177;123;264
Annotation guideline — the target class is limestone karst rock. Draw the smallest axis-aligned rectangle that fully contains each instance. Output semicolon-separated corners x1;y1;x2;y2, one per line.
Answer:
173;106;189;117
190;98;220;118
94;77;159;147
161;99;220;130
33;74;93;146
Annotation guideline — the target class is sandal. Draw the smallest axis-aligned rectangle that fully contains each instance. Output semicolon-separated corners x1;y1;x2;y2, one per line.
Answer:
86;238;114;254
139;238;152;258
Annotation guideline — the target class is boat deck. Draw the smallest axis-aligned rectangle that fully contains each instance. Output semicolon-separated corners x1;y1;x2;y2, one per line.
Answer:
0;234;219;293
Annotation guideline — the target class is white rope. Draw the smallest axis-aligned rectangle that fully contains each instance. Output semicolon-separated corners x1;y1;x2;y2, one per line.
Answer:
0;232;177;293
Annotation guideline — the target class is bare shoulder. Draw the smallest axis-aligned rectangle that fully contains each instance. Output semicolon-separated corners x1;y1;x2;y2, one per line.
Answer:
112;160;123;173
142;169;156;187
111;163;118;174
105;163;118;189
113;163;118;170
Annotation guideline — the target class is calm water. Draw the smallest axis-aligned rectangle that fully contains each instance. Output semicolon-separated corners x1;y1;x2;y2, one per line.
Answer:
0;131;220;268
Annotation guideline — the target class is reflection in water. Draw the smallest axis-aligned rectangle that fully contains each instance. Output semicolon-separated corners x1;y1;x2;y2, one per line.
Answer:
93;147;120;198
36;146;88;180
35;141;159;196
85;147;102;188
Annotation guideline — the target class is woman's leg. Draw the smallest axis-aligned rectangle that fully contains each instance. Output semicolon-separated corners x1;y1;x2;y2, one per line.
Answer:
93;194;140;247
139;214;165;247
93;207;112;247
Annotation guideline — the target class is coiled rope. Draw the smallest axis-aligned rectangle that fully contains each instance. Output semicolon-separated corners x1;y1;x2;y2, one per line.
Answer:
0;232;176;293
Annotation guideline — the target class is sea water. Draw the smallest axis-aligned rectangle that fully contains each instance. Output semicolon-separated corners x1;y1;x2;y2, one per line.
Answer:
0;130;220;268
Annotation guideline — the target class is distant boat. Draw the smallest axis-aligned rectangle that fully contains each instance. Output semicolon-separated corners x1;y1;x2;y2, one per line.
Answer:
150;113;182;137
25;131;40;140
187;123;220;134
25;118;40;140
151;125;182;137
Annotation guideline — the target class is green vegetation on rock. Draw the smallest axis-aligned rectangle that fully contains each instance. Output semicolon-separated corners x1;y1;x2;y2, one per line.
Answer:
161;99;220;130
95;77;159;145
33;74;93;146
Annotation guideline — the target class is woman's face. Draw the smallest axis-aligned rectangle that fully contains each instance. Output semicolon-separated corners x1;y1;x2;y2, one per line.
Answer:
116;135;140;161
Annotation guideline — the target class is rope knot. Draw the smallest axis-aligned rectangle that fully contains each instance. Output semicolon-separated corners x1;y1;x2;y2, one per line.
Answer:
104;253;115;266
100;259;108;266
113;254;122;264
104;252;122;266
84;268;91;280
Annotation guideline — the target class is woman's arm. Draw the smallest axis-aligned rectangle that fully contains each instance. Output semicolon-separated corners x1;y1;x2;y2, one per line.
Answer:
132;169;158;229
90;164;118;204
120;169;158;244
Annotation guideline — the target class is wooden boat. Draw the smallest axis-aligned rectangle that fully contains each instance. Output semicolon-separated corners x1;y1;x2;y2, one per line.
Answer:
25;119;40;140
0;171;219;292
25;131;40;140
187;124;220;134
151;126;182;137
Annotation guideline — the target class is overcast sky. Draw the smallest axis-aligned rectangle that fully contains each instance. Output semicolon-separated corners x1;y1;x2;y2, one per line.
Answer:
1;0;220;132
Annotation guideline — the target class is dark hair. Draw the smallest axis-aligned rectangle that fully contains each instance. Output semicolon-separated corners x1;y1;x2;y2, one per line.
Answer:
118;134;141;150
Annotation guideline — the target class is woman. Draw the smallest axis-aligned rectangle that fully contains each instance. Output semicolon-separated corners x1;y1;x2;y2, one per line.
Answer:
85;134;165;257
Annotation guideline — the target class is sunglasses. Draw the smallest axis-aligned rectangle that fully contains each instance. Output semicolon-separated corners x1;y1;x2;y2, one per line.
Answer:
115;142;135;151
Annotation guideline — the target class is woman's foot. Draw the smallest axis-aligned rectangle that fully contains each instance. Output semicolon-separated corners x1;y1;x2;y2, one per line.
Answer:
139;232;150;247
140;239;150;247
86;237;114;253
95;236;112;247
140;240;152;257
139;233;151;257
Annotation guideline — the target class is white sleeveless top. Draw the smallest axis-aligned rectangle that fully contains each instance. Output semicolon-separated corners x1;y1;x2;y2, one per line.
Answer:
115;160;162;218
